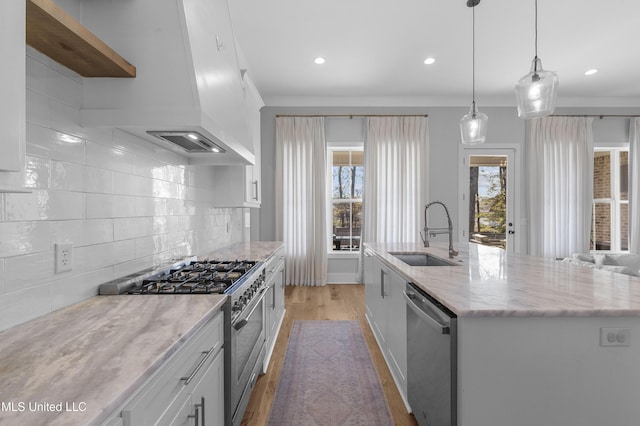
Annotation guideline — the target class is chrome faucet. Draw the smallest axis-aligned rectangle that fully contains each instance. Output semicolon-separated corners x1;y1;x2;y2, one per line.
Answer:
420;201;458;258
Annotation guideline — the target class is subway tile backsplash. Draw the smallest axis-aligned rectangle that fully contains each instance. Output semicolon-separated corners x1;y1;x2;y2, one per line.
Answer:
0;48;245;331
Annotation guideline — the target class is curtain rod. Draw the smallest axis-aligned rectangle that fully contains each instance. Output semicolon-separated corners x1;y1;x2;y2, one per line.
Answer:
275;114;428;118
551;114;640;118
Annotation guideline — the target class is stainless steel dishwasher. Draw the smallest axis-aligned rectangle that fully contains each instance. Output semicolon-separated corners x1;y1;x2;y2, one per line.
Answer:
404;282;457;426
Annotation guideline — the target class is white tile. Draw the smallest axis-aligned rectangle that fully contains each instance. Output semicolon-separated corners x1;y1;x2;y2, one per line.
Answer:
50;100;84;138
51;161;84;191
51;268;111;311
86;141;135;174
135;235;167;259
87;194;136;218
153;216;168;234
114;257;154;279
26;123;85;164
113;240;136;264
6;190;85;221
82;166;113;194
114;217;154;241
46;66;82;108
112;172;140;196
51;219;114;247
0;260;5;295
24;156;51;189
4;190;50;221
80;243;116;271
26;88;50;127
26;55;48;95
0;284;51;332
4;251;55;293
135;175;155;197
135;197;156;217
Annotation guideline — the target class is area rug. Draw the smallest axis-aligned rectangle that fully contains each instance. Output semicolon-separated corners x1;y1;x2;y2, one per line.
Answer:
267;320;394;425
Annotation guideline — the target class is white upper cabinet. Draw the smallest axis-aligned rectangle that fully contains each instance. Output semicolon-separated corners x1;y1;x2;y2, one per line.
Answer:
0;1;26;174
211;71;264;207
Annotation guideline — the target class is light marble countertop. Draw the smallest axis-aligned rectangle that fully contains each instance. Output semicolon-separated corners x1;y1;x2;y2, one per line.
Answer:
365;242;640;317
200;241;284;262
0;241;284;426
0;294;226;426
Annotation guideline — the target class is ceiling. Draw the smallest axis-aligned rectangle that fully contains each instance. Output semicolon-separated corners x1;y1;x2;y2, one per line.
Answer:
228;0;640;108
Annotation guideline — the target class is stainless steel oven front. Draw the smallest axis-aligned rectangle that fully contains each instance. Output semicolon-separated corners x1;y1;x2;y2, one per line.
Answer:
226;274;267;426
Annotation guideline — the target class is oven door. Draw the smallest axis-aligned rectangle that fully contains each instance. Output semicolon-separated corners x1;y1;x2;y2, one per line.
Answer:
230;286;267;424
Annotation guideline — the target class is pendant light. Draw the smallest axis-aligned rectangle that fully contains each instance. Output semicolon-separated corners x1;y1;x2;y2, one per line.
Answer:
514;0;559;119
460;0;488;144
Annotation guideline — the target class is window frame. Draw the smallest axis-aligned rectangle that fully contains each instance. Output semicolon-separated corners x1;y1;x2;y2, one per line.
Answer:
592;143;629;252
326;142;364;255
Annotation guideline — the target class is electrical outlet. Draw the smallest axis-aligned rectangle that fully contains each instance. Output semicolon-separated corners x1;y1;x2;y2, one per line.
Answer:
600;327;631;347
55;243;73;273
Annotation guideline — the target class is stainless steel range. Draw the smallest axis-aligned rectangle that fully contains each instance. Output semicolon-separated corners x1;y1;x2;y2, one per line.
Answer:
98;257;268;426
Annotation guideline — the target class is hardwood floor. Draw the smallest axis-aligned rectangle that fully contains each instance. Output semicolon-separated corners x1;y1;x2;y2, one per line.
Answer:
241;284;418;426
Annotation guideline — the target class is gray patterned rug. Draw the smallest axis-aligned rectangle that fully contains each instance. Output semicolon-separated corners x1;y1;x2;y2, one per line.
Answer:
267;320;394;425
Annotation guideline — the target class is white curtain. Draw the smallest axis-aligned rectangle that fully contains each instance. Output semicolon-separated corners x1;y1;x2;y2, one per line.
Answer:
629;118;640;254
357;116;429;280
527;116;594;258
275;117;327;286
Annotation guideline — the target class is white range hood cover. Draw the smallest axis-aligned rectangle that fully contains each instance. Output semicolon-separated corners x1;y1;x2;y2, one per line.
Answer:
79;0;254;165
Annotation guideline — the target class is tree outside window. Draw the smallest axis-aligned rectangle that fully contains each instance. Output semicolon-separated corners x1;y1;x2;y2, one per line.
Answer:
330;149;363;252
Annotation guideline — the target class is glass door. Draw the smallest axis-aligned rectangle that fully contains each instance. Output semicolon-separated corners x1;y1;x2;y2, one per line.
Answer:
459;148;517;252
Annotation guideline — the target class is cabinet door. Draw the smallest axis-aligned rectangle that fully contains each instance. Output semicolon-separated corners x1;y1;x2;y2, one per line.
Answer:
190;348;225;426
0;1;25;172
363;252;385;346
156;393;193;426
273;261;285;317
383;266;408;396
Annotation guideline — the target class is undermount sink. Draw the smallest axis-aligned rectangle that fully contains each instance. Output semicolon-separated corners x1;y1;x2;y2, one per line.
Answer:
389;252;459;267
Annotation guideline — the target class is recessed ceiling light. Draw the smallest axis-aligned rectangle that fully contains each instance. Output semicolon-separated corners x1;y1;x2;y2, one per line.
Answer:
314;57;326;65
424;57;436;65
187;133;199;140
585;69;598;76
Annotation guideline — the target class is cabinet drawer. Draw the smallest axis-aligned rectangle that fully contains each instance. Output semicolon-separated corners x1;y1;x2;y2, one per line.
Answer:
121;311;223;425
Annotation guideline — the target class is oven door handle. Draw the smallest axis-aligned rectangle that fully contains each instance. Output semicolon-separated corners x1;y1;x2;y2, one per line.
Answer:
233;287;267;331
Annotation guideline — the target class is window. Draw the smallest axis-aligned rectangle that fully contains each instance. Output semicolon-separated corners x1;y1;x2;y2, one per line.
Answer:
328;146;363;252
591;147;629;251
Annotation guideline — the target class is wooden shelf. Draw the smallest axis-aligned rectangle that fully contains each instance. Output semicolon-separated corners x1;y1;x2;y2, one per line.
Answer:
26;0;136;78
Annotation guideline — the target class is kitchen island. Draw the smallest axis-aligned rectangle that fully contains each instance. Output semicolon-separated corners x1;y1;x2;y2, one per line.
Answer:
365;242;640;426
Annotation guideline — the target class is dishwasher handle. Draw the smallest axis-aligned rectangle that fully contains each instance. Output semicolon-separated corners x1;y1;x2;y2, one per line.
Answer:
404;289;450;335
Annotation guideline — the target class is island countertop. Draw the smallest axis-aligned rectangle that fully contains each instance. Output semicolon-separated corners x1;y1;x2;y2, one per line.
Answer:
364;242;640;317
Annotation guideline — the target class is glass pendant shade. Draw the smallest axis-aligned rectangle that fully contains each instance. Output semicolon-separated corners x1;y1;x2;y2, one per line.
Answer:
515;57;559;119
460;102;488;144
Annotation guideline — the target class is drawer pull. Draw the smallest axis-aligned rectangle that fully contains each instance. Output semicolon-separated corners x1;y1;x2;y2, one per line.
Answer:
180;349;212;385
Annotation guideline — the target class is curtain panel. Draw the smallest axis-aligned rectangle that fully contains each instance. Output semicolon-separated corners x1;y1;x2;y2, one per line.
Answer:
275;117;327;286
629;118;640;254
357;116;429;281
527;116;594;258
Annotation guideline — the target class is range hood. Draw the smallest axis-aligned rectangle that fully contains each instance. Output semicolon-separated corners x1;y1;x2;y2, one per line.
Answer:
79;0;254;165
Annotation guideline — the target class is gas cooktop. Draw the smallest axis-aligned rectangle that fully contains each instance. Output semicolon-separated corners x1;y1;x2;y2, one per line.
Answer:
98;258;261;295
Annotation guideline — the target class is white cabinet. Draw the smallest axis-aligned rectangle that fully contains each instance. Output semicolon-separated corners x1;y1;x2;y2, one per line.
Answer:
211;73;263;207
263;246;285;371
0;1;25;174
104;310;225;426
363;249;408;401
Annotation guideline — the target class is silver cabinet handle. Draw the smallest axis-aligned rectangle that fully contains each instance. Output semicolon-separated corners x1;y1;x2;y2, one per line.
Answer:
180;349;212;385
380;270;388;298
252;180;259;200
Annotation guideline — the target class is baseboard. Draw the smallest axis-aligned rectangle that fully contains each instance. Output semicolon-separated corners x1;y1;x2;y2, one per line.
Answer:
327;273;359;284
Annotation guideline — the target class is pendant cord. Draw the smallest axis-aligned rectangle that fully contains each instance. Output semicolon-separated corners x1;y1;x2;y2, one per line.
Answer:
472;5;476;105
534;0;538;59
